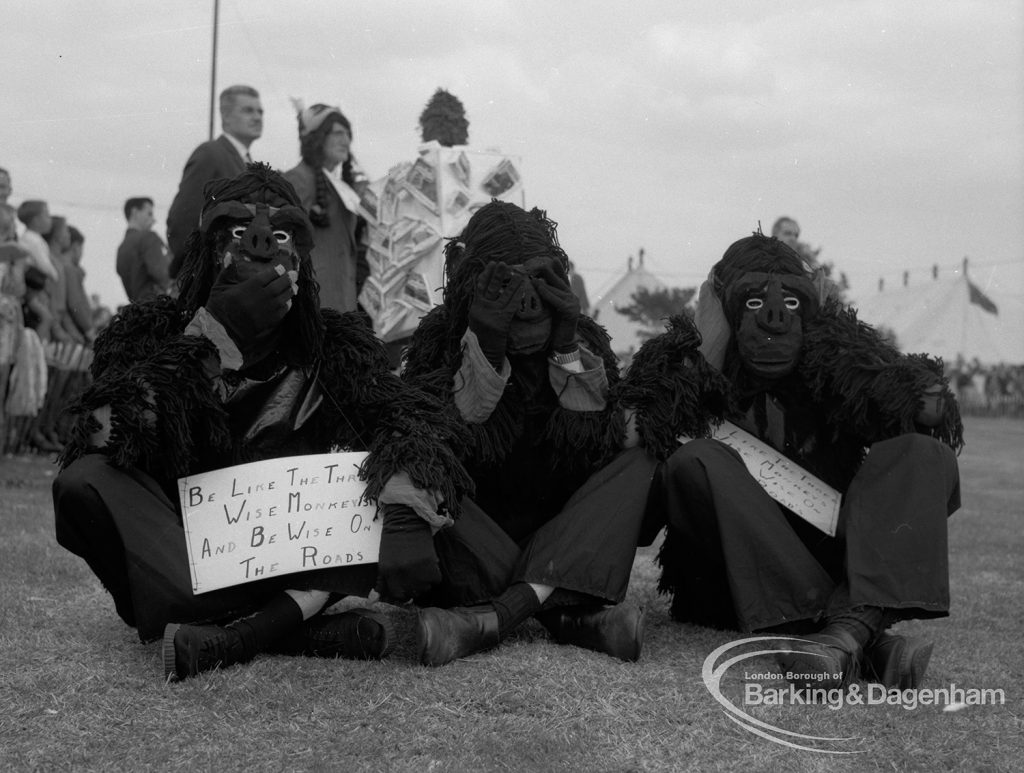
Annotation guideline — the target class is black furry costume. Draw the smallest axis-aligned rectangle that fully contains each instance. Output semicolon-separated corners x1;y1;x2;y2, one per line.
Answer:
53;165;471;641
403;205;624;539
624;234;963;631
400;202;652;607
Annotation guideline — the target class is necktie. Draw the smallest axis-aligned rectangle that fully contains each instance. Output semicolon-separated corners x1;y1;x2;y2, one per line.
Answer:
764;393;786;451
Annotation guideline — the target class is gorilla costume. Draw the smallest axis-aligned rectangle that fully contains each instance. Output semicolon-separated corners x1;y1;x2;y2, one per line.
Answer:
624;232;963;691
52;164;471;680
386;201;667;666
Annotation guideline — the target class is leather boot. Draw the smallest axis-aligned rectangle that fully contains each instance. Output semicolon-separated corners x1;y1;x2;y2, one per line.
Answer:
861;631;934;690
163;593;303;681
539;602;645;662
268;608;395;660
774;627;860;691
417;605;500;667
776;605;887;690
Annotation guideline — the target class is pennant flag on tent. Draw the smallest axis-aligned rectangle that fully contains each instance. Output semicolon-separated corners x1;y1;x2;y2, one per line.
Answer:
853;273;1024;365
968;282;998;315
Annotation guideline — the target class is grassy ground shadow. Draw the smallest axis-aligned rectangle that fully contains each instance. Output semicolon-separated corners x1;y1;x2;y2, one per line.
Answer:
1;417;1021;772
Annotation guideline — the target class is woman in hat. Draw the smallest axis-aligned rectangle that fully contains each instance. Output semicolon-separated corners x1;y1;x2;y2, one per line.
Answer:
284;103;369;314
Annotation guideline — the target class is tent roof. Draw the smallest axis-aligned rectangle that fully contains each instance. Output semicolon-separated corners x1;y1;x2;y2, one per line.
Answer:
590;262;667;357
851;274;1024;365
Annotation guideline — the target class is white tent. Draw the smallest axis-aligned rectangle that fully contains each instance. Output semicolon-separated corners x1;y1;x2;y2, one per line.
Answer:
590;253;667;361
851;273;1024;365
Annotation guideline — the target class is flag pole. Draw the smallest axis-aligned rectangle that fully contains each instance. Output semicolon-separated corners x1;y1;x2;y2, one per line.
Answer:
208;0;220;141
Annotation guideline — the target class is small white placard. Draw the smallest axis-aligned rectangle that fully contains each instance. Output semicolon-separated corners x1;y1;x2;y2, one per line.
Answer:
682;421;842;536
178;452;381;594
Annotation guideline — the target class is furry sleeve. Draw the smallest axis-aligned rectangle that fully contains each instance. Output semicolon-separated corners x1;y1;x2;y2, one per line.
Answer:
542;316;627;476
800;300;964;451
58;296;232;477
400;305;461;395
316;309;474;518
614;314;732;461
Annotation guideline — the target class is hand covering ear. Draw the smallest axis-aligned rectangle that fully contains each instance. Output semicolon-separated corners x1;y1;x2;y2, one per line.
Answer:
915;383;946;427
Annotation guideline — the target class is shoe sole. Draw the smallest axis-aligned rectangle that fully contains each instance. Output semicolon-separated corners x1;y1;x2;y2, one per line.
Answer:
162;623;183;682
868;636;934;690
899;639;933;690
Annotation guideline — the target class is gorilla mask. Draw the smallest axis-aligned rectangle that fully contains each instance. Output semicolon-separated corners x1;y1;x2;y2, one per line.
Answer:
712;233;820;382
729;272;814;380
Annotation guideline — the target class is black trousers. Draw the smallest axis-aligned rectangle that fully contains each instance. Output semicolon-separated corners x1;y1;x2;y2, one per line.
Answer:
53;454;376;642
424;447;659;608
654;433;961;632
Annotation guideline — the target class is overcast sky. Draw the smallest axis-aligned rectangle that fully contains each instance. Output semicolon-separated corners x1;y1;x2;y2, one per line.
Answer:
3;0;1022;310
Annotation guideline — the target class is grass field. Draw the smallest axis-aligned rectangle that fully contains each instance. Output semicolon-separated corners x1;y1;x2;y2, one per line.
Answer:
1;417;1021;772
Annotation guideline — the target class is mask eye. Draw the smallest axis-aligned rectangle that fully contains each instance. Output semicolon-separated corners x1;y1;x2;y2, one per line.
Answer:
230;225;247;240
273;230;292;245
784;296;801;311
745;298;764;310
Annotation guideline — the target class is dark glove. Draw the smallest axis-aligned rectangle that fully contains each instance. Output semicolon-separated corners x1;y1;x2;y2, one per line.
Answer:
375;503;441;603
468;261;527;368
533;263;580;353
205;261;294;368
916;383;946;427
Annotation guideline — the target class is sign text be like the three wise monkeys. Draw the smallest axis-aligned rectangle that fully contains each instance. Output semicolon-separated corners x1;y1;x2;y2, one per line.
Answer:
178;452;381;594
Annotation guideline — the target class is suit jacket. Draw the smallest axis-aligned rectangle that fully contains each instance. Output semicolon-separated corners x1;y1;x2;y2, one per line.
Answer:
166;135;247;277
58;256;94;340
284;162;362;313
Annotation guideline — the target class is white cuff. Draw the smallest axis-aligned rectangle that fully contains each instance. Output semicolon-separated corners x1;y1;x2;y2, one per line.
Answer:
453;329;510;423
378;471;454;531
185;307;243;371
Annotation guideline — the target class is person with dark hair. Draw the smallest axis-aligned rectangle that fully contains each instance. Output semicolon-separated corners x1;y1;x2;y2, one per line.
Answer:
16;200;58;284
44;215;79;345
393;200;674;667
52;164;472;681
770;216;800;250
63;226;94;343
166;85;263;279
116;197;170;303
284;103;369;313
623;231;963;693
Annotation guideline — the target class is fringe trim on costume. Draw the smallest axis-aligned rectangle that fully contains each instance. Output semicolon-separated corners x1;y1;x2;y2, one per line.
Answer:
656;527;681;600
402;309;628;482
59;298;233;476
801;301;964;451
542;317;626;473
617;314;732;461
317;309;474;518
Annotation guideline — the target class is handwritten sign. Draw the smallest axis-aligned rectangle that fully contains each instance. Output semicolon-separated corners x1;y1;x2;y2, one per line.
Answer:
682;422;841;536
178;452;381;594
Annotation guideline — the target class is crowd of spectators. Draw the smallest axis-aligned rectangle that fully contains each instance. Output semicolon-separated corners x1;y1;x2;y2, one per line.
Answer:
948;356;1024;416
1;166;113;456
2;160;1021;460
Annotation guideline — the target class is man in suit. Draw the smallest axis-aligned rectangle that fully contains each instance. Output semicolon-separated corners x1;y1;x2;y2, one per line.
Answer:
116;197;170;303
166;84;263;279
